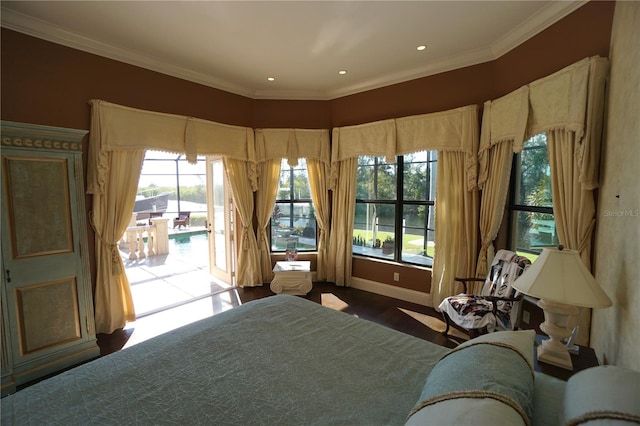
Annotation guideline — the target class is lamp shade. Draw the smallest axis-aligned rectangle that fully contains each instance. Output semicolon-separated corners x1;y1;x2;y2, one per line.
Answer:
512;247;612;308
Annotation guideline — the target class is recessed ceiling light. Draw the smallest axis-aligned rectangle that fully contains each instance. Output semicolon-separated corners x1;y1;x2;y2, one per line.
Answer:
267;77;275;81
417;45;427;51
338;70;347;75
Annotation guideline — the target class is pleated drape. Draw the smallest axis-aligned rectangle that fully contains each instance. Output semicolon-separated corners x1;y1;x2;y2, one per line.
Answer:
326;158;358;286
432;151;479;308
223;158;261;287
255;159;282;283
475;141;514;280
307;159;331;281
89;150;144;334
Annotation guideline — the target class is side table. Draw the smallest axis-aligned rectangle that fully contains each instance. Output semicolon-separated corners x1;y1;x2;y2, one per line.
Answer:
270;261;312;296
534;334;599;380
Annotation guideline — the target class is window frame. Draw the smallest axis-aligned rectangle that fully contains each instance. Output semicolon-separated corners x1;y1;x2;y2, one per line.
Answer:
137;150;207;219
507;133;557;259
353;151;437;267
269;158;317;253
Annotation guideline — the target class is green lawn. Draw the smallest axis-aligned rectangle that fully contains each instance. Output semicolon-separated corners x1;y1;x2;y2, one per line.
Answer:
353;228;535;262
352;229;435;257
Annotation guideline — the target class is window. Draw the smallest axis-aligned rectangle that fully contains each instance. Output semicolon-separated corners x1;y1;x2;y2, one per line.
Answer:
136;150;207;226
509;134;558;260
270;158;317;252
353;151;437;266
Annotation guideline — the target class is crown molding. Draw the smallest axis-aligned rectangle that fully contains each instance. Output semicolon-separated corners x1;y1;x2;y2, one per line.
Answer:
490;0;589;58
0;7;255;99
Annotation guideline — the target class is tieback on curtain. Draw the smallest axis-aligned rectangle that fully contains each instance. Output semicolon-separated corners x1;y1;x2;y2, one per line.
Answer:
242;225;251;249
260;233;269;248
475;239;497;277
88;211;123;276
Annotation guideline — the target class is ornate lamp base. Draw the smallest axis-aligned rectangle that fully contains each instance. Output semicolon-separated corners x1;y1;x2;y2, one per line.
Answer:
537;299;579;370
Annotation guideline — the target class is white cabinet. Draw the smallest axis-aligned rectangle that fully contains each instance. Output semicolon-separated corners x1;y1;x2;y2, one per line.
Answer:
1;121;99;396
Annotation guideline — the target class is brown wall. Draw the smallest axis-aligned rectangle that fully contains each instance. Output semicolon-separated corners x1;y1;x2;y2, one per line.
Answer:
0;29;255;131
0;1;615;296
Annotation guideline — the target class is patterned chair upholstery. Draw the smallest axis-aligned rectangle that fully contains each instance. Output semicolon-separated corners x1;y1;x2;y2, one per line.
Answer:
439;249;531;337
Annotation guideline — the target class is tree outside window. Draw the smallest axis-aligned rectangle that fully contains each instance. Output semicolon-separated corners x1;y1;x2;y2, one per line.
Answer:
510;133;558;261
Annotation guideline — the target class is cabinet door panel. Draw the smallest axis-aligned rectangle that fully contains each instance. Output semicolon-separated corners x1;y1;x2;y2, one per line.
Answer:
15;278;81;355
4;156;73;258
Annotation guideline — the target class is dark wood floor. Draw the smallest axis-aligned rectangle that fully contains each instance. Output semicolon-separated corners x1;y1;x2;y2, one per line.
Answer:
97;282;467;356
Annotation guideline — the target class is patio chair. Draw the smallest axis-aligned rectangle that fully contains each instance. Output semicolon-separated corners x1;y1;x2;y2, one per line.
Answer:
173;211;190;229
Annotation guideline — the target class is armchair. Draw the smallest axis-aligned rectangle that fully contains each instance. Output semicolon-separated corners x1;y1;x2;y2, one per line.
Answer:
439;249;531;337
173;211;191;229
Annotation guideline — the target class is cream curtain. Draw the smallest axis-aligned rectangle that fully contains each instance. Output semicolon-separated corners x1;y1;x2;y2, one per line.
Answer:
432;151;479;307
254;128;331;281
87;100;256;329
327;120;396;286
326;157;358;286
86;105;145;334
307;159;331;281
254;129;330;166
541;57;609;267
88;99;256;166
330;119;396;163
255;159;281;283
398;106;480;303
329;106;479;292
476;87;530;276
90;150;143;334
478;56;608;344
526;56;608;263
547;130;597;264
223;157;261;287
475;141;513;278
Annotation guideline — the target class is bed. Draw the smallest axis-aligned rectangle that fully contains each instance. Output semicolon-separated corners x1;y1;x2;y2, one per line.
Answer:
2;295;636;425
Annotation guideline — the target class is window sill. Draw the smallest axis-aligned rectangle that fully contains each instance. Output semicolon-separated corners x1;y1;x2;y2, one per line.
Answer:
352;254;432;271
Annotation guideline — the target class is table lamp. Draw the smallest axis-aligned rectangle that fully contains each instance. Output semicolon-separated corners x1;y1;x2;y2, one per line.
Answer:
512;245;612;370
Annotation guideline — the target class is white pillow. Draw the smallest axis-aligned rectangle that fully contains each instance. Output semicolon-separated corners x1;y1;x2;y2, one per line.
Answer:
406;397;524;426
563;365;640;425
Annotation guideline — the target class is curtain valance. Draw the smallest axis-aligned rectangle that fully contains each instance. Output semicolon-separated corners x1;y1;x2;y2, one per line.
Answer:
396;105;479;190
186;117;256;162
89;100;255;161
89;100;191;157
254;129;330;166
88;99;256;194
477;87;529;188
528;57;591;138
331;105;479;190
331;119;396;163
529;56;608;189
478;56;608;190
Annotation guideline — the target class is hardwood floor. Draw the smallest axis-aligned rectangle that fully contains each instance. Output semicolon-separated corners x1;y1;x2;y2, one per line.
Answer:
97;282;468;356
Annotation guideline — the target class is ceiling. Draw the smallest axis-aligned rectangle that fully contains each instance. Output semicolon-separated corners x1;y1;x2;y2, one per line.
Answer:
1;1;586;100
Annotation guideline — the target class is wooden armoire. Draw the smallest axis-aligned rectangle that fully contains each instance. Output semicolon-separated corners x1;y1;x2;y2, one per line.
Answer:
1;121;99;396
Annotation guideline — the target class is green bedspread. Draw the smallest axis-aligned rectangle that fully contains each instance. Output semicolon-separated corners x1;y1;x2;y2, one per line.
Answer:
1;295;449;425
